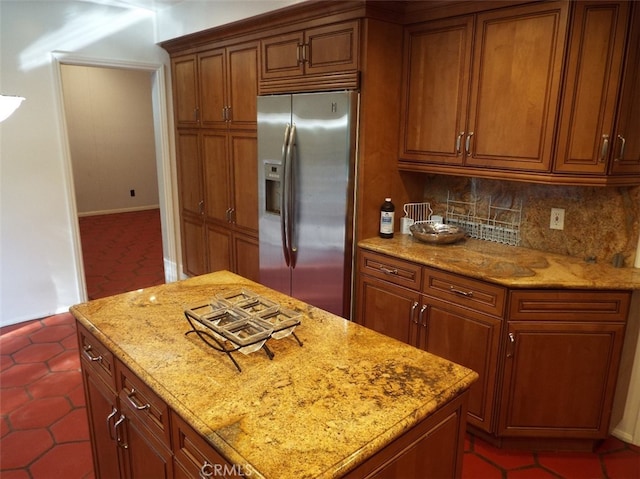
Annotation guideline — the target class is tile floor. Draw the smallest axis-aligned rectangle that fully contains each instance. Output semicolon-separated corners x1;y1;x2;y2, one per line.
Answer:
2;209;639;478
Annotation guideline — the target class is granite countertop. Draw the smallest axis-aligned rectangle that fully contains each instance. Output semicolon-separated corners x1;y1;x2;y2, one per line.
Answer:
70;271;478;479
359;235;640;290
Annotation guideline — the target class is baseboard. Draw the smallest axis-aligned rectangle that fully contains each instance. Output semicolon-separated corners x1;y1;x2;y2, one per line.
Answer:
78;205;160;217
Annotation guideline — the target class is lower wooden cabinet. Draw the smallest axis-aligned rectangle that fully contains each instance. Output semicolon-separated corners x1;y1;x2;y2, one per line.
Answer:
356;248;632;446
344;390;468;479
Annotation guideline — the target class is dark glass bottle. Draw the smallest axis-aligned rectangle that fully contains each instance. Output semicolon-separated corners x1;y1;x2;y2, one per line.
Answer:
379;198;395;238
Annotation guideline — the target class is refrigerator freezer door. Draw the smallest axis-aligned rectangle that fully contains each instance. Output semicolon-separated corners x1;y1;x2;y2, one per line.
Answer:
289;92;355;315
258;95;292;296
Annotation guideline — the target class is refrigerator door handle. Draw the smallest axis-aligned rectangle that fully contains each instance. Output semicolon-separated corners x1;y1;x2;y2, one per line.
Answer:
288;124;298;269
281;124;291;267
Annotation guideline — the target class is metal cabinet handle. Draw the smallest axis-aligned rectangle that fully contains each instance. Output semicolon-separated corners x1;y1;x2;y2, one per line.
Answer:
410;302;419;324
126;388;150;411
456;132;465;155
450;285;473;297
600;134;610;162
194;107;199;121
229;208;235;224
200;461;213;479
379;266;398;275
106;407;118;440
465;132;474;156
198;200;204;215
616;135;626;161
419;304;428;327
506;332;515;358
226;106;232;122
113;414;128;449
297;43;304;65
82;345;102;363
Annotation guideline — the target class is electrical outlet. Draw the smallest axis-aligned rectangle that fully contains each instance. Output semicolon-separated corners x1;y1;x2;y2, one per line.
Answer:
130;189;135;197
550;208;565;230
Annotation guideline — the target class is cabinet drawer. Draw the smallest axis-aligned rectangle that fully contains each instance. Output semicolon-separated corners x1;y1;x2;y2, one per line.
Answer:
359;250;422;290
171;411;244;478
116;361;171;446
77;323;116;391
509;290;631;322
423;268;506;317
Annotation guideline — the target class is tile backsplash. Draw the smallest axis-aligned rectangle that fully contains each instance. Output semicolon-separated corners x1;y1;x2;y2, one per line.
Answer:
419;175;640;268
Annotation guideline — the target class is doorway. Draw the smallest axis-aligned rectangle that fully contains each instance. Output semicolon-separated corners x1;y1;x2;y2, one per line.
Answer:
54;53;178;301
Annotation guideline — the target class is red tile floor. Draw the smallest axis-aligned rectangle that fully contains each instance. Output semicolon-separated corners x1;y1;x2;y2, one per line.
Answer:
2;209;639;478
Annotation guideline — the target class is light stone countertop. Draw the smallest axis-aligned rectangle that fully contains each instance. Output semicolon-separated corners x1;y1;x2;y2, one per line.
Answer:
70;271;478;479
359;236;640;290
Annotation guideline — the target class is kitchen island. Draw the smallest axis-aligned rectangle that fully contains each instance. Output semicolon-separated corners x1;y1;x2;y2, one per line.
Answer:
70;271;478;479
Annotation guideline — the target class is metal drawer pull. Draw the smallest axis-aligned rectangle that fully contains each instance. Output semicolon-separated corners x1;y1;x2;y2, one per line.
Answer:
507;332;515;358
113;414;128;449
455;132;464;155
600;134;609;162
616;135;626;160
200;461;213;479
127;388;150;411
410;302;418;324
106;407;118;440
82;345;102;363
379;266;398;275
465;132;474;156
419;304;428;327
450;286;473;297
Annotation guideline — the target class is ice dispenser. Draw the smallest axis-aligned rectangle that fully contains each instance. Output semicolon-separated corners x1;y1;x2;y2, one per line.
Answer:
264;162;282;215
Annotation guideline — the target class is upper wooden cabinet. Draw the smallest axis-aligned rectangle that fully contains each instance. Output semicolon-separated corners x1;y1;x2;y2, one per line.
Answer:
260;20;360;93
172;42;258;130
554;1;635;178
400;2;568;173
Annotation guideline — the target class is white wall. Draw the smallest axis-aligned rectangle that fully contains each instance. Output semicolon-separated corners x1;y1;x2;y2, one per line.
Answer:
0;0;302;326
61;65;159;215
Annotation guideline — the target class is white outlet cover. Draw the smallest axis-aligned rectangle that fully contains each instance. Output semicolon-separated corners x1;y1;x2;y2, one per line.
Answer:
550;208;565;230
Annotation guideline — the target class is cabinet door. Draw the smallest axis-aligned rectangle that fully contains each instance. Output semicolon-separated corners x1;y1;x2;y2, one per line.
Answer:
399;16;473;165
172;411;244;479
356;275;419;345
554;1;630;175
234;233;259;282
227;43;258;129
171;55;199;127
420;301;501;433
176;131;203;217
466;2;568;171
181;213;206;277
499;321;625;438
199;49;226;128
261;31;305;80
610;4;640;176
81;365;121;479
121;409;173;479
206;222;232;273
304;21;359;75
202;130;231;224
229;130;258;233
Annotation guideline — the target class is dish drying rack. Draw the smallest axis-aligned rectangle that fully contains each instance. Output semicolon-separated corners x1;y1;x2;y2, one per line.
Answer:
403;202;433;224
184;289;303;372
445;193;522;246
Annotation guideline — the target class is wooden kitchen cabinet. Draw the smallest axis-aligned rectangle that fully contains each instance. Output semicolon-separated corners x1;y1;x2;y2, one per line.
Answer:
554;1;634;178
498;290;630;440
356;246;633;446
172;43;257;129
399;2;568;174
172;411;243;479
172;43;259;278
260;20;359;93
356;250;503;433
420;268;505;433
79;324;173;479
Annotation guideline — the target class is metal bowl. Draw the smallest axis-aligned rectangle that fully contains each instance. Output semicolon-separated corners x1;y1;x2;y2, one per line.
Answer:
409;222;466;245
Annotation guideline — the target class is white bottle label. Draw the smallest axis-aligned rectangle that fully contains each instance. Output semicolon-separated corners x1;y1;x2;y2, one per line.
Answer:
380;211;394;234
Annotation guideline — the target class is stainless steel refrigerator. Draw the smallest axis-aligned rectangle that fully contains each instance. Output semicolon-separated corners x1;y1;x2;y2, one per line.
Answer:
257;91;358;318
